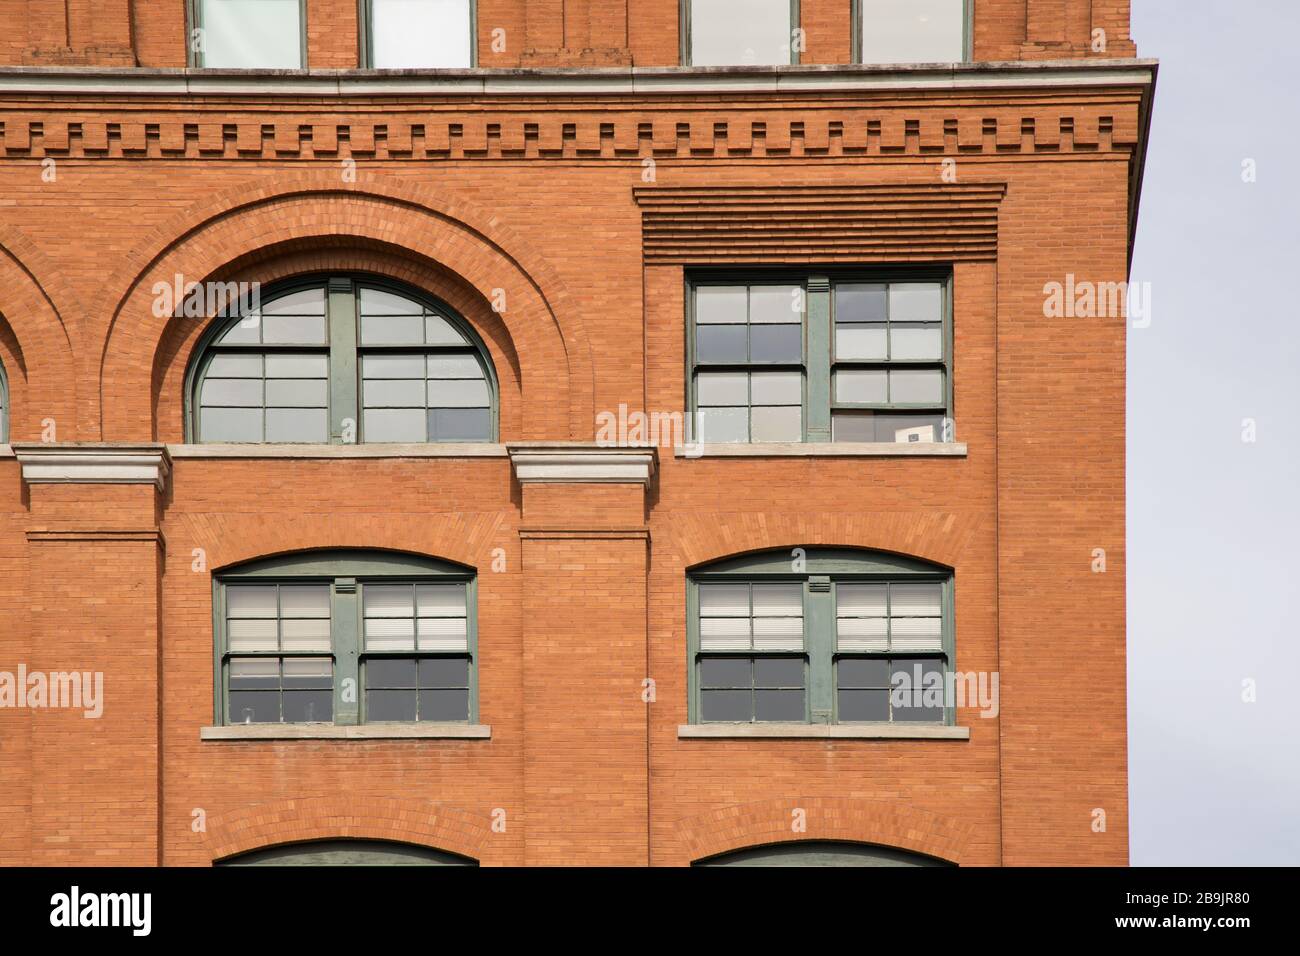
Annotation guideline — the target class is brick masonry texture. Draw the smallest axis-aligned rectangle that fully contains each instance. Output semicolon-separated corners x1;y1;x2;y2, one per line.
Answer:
0;1;1141;865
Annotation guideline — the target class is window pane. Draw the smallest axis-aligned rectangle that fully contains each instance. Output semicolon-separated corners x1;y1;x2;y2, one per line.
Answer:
202;378;262;407
752;616;803;651
860;0;965;65
752;584;801;616
428;355;483;378
835;369;887;404
890;323;943;360
265;407;328;443
695;286;748;324
699;584;749;616
891;582;942;616
834;411;945;443
749;285;801;324
365;618;416;651
837;657;890;687
371;0;473;69
279;584;329;615
697;371;748;406
701;689;752;722
696;325;748;364
227;585;279;618
367;658;418;687
261;314;326;345
700;657;751;688
280;618;331;652
749;324;801;363
754;657;803;687
262;288;325;316
838;688;890;721
419;657;469;688
700;617;752;651
265;354;327;378
750;405;801;442
205;354;262;377
430;408;491;441
360;314;424;345
890;658;945;723
227;619;278;652
690;0;792;65
359;287;423;315
829;412;875;443
227;691;280;723
265;379;327;407
891;616;943;652
836;323;888;360
427;379;491;408
419;688;469;721
282;657;332;687
755;689;804;721
416;584;466;616
425;315;465;345
890;369;944;404
698;406;748;443
368;688;417;722
888;281;944;321
365;584;414;617
750;371;801;406
836;616;888;651
364;408;426;442
364;379;426;407
838;584;887;617
217;319;261;345
416;617;469;652
363;354;427;379
200;0;303;68
835;283;887;322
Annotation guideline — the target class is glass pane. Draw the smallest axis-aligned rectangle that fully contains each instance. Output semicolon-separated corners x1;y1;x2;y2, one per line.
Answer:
227;692;280;724
701;689;752;722
279;584;329;616
850;411;945;443
363;379;426;407
700;657;751;688
229;657;279;687
363;354;427;379
698;584;750;616
360;314;424;345
836;616;888;651
217;319;261;345
368;689;417;722
752;583;801;616
200;0;303;68
427;355;483;378
365;618;416;652
430;408;491;441
697;371;748;406
749;324;801;363
364;408;426;442
838;584;887;617
698;406;748;443
262;287;325;316
888;281;944;321
838;688;890;721
696;325;748;364
282;657;332;687
261;314;326;345
830;412;875;443
752;616;803;651
699;617;752;651
371;0;473;69
835;370;888;404
416;617;468;652
428;379;491;408
836;323;888;360
227;618;278;652
694;286;747;324
365;584;413;617
265;407;328;443
419;657;469;688
201;378;262;407
755;689;804;721
200;407;262;442
891;582;942;616
690;0;793;65
889;323;943;360
750;406;801;442
749;285;801;324
205;353;262;377
859;0;966;65
835;283;887;322
367;657;418;687
889;369;944;404
265;354;327;378
891;617;943;652
265;379;327;407
227;585;278;618
280;618;331;652
750;371;801;406
425;315;466;345
754;657;803;687
837;657;890;688
419;688;469;721
359;287;423;315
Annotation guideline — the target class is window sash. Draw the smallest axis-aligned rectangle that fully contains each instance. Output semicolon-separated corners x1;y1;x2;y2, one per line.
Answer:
681;0;801;67
852;0;970;66
362;0;477;69
190;0;307;69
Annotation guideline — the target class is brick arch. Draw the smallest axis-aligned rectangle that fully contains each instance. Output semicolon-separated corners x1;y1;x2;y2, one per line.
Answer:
99;175;593;442
203;795;491;864
0;225;79;441
666;512;984;571
675;796;973;865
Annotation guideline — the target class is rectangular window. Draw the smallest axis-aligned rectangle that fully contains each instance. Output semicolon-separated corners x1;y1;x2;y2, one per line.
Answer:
193;0;305;68
218;569;476;725
689;272;952;445
364;0;474;68
856;0;967;65
683;0;798;66
697;583;806;722
835;582;945;722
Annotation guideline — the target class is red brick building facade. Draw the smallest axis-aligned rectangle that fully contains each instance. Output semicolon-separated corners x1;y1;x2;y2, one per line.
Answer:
0;1;1152;865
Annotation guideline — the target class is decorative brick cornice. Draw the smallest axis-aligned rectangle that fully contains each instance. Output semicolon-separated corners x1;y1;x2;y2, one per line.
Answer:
13;442;170;490
634;182;1006;263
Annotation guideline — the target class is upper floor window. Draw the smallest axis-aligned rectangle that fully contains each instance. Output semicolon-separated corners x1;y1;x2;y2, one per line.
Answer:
854;0;968;65
688;549;954;725
187;276;497;444
190;0;306;68
215;550;478;726
682;0;799;66
0;356;8;442
688;272;952;445
362;0;475;68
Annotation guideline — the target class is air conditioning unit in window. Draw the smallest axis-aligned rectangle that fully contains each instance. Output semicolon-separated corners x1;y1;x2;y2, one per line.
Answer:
895;425;935;443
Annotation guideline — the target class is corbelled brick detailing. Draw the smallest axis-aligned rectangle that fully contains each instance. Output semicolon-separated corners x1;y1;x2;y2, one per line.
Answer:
634;183;1007;263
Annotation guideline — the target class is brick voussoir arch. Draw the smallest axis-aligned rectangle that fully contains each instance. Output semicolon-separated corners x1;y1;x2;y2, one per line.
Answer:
99;174;594;441
204;795;491;864
676;796;973;865
0;224;80;441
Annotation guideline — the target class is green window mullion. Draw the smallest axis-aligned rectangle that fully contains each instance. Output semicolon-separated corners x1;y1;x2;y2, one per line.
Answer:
806;576;833;722
333;578;361;724
327;277;359;443
805;276;831;442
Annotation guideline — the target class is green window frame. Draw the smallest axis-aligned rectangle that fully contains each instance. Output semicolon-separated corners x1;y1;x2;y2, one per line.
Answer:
213;549;479;726
0;356;8;443
686;548;955;725
185;275;498;444
359;0;478;68
680;0;802;66
687;270;953;445
187;0;309;69
851;0;971;65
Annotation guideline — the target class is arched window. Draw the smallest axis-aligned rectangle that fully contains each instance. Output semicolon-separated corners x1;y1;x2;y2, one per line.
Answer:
687;548;954;725
0;355;8;442
214;549;478;726
187;276;497;444
219;839;477;866
696;841;952;867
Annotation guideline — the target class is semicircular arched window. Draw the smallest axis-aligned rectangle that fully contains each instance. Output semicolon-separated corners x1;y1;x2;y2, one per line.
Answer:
688;548;954;726
0;355;8;442
187;276;497;444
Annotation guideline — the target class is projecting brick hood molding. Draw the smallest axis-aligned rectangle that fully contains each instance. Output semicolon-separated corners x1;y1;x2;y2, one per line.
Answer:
633;182;1007;263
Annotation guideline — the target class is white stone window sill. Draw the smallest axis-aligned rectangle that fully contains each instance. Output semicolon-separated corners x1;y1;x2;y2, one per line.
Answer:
0;444;12;458
678;723;969;740
201;723;491;741
674;442;967;459
169;443;508;459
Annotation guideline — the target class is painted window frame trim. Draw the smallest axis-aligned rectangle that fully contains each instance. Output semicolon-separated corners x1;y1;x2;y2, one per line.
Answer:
358;0;479;69
187;0;310;69
686;547;957;727
679;0;802;67
183;273;500;445
0;356;8;443
851;0;972;65
685;266;954;446
212;549;480;728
